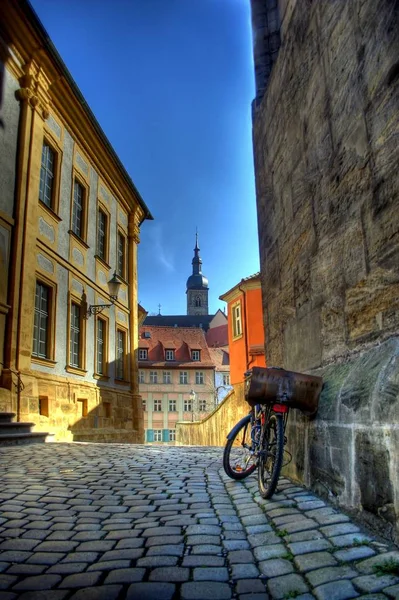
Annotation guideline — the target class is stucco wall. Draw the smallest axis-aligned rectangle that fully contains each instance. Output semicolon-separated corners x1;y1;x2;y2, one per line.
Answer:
251;1;399;541
176;383;248;447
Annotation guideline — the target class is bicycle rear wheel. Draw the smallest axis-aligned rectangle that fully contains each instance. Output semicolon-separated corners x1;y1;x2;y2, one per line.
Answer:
223;414;257;480
258;412;284;499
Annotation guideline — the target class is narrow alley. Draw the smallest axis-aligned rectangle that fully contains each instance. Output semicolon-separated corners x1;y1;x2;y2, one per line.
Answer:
0;444;398;600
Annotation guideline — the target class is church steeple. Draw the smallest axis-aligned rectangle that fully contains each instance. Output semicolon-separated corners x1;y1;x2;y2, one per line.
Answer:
186;231;209;316
192;231;202;275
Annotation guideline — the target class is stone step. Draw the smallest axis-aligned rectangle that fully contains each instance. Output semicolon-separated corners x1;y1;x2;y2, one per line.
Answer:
0;431;49;446
0;412;16;423
0;421;37;435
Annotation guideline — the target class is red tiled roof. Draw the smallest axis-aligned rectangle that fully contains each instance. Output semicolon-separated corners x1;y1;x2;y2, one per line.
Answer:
206;324;229;348
138;326;215;368
208;348;230;372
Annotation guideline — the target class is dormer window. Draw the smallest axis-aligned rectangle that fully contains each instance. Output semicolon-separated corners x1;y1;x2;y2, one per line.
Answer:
139;349;148;360
165;349;175;361
191;350;200;361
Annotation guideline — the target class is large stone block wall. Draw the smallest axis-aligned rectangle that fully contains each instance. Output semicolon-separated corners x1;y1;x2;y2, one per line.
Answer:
0;371;141;443
252;1;399;541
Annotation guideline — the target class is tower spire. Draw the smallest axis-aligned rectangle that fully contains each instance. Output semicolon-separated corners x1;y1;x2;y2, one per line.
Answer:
186;230;209;316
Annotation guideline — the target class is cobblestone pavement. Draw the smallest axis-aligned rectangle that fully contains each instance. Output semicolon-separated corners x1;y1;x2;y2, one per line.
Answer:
0;444;398;600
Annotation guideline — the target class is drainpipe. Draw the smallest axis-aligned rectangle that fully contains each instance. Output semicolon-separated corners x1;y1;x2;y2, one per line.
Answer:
238;282;249;372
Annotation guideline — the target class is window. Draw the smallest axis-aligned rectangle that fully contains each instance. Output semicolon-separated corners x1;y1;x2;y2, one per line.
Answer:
72;180;85;238
184;399;192;412
139;349;148;360
97;208;108;261
169;399;176;412
163;371;171;384
39;396;49;417
96;318;106;375
116;329;126;380
154;399;162;412
169;429;176;442
103;402;111;418
117;231;126;279
191;350;200;361
139;370;145;383
180;371;188;384
165;349;175;361
150;371;158;384
223;374;230;386
77;398;88;417
232;302;242;338
33;282;50;359
199;399;206;412
153;429;162;442
39;143;55;208
69;302;81;367
196;371;204;385
195;296;201;307
142;399;146;411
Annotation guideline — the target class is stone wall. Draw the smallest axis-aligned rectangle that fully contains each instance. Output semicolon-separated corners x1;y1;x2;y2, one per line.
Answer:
251;1;399;542
176;384;248;447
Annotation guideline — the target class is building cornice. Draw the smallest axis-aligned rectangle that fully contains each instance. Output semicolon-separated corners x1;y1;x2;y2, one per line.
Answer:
1;0;153;221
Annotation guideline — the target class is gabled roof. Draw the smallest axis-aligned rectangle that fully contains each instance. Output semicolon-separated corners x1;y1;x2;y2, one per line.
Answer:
138;326;215;368
219;272;261;302
143;314;214;331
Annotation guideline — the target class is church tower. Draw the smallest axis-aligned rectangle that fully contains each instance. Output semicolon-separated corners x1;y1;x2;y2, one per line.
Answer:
186;233;209;315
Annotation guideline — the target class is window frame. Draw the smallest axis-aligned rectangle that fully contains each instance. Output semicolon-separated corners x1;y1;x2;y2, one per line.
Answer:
32;278;56;364
195;371;204;385
150;371;158;384
153;429;162;442
232;300;243;339
199;399;207;412
66;290;87;376
169;429;176;442
142;399;146;411
39;135;62;215
94;315;109;378
163;371;171;384
168;399;177;412
139;348;148;360
115;327;128;381
223;374;230;386
184;399;192;412
96;205;110;264
70;172;89;243
39;141;55;209
179;371;188;384
165;349;175;361
153;399;162;412
116;229;127;280
139;370;145;384
191;350;200;361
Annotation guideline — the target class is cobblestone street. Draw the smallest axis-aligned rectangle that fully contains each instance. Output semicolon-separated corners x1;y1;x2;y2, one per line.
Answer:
0;443;398;600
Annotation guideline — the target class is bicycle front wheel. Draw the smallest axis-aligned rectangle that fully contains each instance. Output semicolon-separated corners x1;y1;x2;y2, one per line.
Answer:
258;412;284;499
223;415;257;480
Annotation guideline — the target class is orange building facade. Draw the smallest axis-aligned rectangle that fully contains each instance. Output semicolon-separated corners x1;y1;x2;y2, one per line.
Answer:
219;273;266;385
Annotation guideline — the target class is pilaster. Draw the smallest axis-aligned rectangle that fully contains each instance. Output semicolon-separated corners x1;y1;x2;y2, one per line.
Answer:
4;60;51;378
128;207;144;442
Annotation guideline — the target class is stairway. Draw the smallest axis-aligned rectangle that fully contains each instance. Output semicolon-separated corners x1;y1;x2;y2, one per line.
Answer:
0;412;50;446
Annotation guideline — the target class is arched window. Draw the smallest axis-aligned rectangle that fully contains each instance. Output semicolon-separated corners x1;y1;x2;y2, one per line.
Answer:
195;296;201;307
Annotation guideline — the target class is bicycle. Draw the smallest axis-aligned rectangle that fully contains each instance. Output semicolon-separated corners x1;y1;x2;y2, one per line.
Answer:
223;366;323;499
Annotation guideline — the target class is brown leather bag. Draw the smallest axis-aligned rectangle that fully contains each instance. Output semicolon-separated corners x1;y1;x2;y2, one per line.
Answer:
245;367;323;416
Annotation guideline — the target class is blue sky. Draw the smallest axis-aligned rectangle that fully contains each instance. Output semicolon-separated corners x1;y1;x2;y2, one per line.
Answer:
30;0;259;315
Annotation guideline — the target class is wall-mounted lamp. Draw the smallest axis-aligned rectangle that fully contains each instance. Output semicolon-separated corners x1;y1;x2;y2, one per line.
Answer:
85;272;121;318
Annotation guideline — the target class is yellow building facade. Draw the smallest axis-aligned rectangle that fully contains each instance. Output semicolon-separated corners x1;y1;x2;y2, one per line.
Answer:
0;0;152;442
